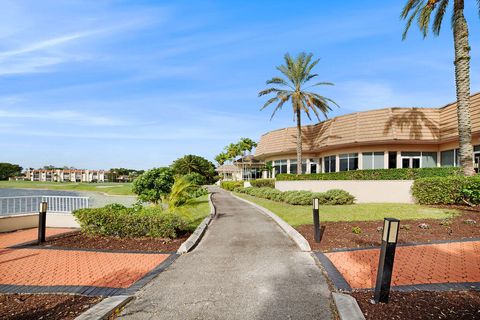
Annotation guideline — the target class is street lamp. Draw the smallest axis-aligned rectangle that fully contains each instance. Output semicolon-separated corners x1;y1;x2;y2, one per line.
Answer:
374;218;400;303
312;198;321;243
38;202;48;244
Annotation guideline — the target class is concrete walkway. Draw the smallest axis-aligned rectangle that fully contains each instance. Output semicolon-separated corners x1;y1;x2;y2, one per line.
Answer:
119;187;333;320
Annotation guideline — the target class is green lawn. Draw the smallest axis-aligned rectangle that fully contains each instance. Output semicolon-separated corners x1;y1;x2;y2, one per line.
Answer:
175;195;211;231
235;193;458;227
0;180;134;196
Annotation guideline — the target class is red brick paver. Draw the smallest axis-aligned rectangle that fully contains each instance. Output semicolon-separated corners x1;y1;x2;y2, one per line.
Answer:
0;248;169;288
0;228;74;249
325;241;480;289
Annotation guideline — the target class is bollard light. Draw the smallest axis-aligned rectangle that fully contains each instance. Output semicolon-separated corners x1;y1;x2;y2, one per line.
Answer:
39;202;48;213
374;217;400;304
38;201;48;244
312;198;321;243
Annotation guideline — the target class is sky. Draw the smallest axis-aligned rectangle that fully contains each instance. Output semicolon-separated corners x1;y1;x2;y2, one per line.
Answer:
1;0;479;170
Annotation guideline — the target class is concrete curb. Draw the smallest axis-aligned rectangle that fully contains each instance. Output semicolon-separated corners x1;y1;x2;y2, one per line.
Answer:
231;193;311;252
177;192;216;254
332;292;366;320
75;295;133;320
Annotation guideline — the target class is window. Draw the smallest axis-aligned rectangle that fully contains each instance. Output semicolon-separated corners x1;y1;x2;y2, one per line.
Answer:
324;155;336;173
441;150;455;167
362;152;384;169
339;153;358;171
422;152;437;168
289;159;307;174
274;160;287;174
389;152;397;169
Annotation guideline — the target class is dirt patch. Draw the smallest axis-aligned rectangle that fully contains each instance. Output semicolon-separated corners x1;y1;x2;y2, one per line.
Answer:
351;290;480;320
41;231;189;252
296;212;479;252
0;293;101;320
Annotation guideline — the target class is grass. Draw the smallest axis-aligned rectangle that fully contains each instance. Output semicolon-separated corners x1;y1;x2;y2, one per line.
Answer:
0;180;134;196
175;194;211;231
235;193;458;227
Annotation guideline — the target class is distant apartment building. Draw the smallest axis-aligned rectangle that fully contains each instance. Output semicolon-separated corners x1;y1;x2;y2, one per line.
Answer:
25;169;106;183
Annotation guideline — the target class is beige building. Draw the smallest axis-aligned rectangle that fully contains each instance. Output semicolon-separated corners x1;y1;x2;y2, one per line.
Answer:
253;93;480;177
25;169;106;183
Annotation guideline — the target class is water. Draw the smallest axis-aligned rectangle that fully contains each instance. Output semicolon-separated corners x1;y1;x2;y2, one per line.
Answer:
0;188;80;197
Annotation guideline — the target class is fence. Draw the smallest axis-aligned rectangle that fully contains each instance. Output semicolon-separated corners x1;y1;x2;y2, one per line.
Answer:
0;196;90;216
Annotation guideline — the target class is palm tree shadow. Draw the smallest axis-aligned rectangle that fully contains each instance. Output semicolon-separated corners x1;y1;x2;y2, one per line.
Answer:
286;121;342;152
383;108;439;140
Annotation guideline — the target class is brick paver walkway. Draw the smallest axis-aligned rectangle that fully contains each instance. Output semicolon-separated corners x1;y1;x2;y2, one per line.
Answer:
0;228;172;295
0;228;74;248
325;240;480;289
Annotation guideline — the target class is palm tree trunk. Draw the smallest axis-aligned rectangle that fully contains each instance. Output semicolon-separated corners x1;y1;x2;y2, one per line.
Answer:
453;0;475;176
296;109;303;174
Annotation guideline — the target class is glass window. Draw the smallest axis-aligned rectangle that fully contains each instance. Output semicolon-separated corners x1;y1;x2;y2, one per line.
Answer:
309;159;318;174
274;160;287;174
363;152;385;170
339;153;358;171
324;155;336;173
389;152;397;169
363;153;373;170
422;152;437;168
289;159;297;174
441;150;454;166
474;145;480;152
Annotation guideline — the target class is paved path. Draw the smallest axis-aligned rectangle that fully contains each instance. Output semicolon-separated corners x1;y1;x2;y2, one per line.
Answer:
324;240;480;289
120;187;333;320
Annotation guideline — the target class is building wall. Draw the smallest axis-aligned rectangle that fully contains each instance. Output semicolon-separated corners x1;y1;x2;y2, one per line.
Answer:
25;169;106;182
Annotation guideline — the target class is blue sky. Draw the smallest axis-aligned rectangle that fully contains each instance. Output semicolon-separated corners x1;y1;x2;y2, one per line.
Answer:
1;0;479;170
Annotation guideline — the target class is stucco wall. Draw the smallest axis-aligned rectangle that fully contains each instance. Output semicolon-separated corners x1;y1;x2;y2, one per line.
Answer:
0;213;79;233
275;180;414;203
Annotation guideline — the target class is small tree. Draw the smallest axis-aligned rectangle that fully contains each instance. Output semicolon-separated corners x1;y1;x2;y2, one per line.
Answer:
0;163;22;180
132;167;174;204
171;155;216;184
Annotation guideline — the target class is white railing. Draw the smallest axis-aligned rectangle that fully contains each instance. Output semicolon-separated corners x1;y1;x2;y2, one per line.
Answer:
0;196;90;216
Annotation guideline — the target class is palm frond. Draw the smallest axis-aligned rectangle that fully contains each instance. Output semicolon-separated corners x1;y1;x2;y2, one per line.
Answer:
401;0;423;40
260;96;279;110
432;0;449;35
418;3;435;38
269;95;291;120
266;77;294;89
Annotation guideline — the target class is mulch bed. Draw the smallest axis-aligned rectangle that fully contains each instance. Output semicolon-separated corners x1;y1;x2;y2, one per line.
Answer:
0;293;102;320
351;290;480;320
40;231;190;252
296;211;479;252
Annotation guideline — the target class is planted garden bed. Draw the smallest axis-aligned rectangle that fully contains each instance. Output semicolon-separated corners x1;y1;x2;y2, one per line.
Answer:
296;211;479;252
0;293;102;320
41;230;189;252
351;290;480;320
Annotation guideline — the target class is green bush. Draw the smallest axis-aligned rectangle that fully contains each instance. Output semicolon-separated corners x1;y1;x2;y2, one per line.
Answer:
132;167;174;204
235;187;354;206
276;167;461;181
412;175;480;205
250;179;275;188
74;204;189;238
220;181;244;191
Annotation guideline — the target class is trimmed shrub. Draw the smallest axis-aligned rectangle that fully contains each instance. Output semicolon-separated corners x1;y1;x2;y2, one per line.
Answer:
73;204;188;238
412;175;480;205
276;167;461;181
220;181;244;191
250;179;275;188
234;187;354;206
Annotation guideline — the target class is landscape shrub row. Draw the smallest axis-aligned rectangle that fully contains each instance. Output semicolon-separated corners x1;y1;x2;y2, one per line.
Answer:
276;167;461;181
74;203;189;238
250;179;275;188
412;175;480;205
234;187;355;205
220;181;244;191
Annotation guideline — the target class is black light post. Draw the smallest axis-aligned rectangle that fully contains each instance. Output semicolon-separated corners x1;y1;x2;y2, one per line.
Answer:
312;198;321;243
38;201;48;244
374;218;400;303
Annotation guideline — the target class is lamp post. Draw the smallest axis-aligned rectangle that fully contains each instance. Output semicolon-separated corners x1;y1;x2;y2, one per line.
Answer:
374;218;400;303
38;202;48;244
312;198;321;243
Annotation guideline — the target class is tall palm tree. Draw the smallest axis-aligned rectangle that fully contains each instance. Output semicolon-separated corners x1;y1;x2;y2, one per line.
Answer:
225;143;242;163
237;137;258;156
214;152;228;165
401;0;476;176
259;52;338;174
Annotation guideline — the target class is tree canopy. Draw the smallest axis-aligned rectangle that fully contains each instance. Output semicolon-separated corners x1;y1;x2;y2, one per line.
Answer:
132;167;174;204
0;163;23;180
171;155;216;184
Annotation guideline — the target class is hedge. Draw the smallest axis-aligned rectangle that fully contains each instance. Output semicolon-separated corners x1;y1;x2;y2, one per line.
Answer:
250;179;275;188
412;175;480;205
220;181;244;191
73;204;189;238
276;167;461;181
235;187;355;205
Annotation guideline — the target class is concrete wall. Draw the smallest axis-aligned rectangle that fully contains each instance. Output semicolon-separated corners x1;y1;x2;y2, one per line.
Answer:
275;180;414;203
0;213;80;233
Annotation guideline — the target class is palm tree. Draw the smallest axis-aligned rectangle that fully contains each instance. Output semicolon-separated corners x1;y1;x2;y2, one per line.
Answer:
225;143;241;163
214;152;228;166
401;0;475;176
237;138;258;156
259;52;338;174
